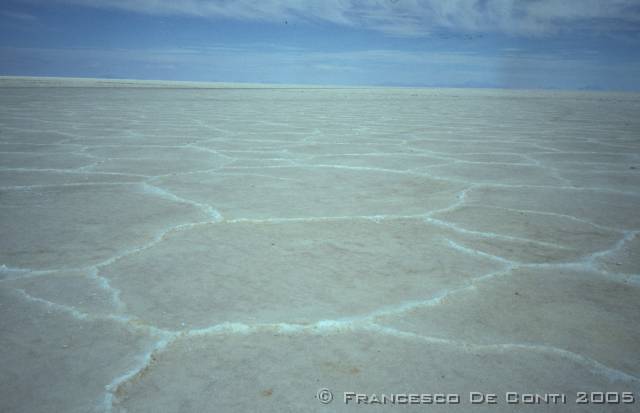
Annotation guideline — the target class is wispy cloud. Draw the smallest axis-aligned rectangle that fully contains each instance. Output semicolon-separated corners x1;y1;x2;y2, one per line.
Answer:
14;0;640;37
1;10;37;22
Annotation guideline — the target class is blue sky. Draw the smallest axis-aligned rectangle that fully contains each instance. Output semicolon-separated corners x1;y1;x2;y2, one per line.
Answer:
1;0;640;90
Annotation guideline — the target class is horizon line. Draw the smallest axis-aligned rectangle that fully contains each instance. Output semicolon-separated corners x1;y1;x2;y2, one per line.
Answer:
1;75;638;94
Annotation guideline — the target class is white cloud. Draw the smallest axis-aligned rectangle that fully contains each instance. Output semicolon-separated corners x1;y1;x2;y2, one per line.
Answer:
14;0;640;37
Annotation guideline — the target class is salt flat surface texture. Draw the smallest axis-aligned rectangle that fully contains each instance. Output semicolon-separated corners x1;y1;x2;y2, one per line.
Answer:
1;78;640;412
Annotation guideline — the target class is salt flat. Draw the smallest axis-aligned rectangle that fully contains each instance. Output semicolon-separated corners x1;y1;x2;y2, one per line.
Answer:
1;78;639;412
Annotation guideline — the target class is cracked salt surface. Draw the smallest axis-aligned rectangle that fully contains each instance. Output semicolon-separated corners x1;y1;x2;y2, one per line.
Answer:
1;80;639;412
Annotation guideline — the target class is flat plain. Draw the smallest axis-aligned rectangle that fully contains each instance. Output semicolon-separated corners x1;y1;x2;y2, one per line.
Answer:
1;78;639;412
